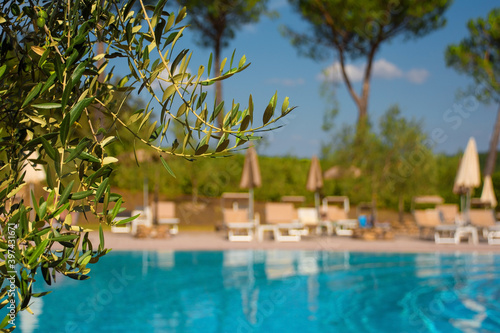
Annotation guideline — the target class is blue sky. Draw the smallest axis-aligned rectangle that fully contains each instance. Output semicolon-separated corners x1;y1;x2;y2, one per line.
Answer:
142;0;500;158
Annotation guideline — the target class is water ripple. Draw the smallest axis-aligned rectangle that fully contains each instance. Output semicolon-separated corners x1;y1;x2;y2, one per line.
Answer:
12;251;500;333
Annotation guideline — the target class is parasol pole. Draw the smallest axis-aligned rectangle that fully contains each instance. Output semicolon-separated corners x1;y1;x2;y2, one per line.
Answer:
249;187;254;221
314;191;320;217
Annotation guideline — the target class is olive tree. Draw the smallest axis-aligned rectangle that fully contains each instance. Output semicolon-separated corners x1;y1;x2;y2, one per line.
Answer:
0;0;294;329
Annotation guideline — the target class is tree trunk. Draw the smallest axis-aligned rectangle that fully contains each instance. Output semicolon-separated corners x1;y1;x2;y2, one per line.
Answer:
337;50;371;137
354;104;369;151
356;106;369;136
357;46;375;134
484;103;500;176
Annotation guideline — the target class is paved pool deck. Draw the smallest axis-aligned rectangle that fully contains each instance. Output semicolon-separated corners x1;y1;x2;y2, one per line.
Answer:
91;231;500;254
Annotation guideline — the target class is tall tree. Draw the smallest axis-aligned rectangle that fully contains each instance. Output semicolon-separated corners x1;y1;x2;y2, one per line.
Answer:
446;8;500;177
175;0;271;126
321;106;435;222
283;0;451;134
378;106;435;222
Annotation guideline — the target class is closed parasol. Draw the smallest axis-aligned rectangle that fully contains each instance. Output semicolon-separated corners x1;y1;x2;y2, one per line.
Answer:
239;145;261;220
306;155;323;214
480;175;497;208
453;137;481;218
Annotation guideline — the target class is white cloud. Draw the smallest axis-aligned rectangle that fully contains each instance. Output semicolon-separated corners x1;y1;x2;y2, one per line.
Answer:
319;58;429;84
319;62;364;83
405;69;430;84
243;23;257;33
372;59;403;79
267;77;305;87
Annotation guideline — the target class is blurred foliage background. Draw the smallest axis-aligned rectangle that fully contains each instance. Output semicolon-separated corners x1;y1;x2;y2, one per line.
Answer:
106;128;500;214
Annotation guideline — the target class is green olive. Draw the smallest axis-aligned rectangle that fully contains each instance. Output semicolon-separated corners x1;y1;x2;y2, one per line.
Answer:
36;17;45;28
38;10;48;19
11;4;20;16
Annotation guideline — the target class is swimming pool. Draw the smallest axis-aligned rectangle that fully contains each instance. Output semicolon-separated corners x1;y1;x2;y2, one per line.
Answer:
14;251;500;332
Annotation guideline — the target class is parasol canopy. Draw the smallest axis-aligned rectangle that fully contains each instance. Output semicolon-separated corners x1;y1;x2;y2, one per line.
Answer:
480;175;497;208
453;137;481;217
307;156;323;215
453;137;481;193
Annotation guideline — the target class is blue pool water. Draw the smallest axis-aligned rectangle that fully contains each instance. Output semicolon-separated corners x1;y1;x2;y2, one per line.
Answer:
12;251;500;332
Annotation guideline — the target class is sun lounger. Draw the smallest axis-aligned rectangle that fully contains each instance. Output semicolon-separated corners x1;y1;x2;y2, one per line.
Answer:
260;202;303;242
454;225;479;244
436;204;462;224
297;207;319;235
221;192;250;210
320;196;358;236
131;206;153;236
156;201;179;235
413;196;456;244
111;210;132;233
326;206;358;236
223;208;255;242
415;209;450;243
469;209;500;245
413;209;474;244
219;192;251;231
435;204;479;243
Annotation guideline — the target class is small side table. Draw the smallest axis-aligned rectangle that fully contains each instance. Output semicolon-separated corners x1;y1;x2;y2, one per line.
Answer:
257;224;277;242
455;226;478;245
